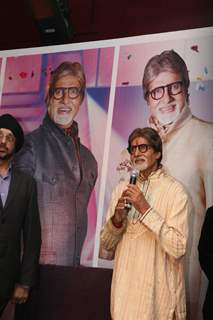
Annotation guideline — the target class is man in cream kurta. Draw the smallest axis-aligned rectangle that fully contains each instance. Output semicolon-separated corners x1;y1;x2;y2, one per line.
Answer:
100;127;189;320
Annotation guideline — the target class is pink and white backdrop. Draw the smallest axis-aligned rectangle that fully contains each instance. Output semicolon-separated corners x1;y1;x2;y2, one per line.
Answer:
0;27;212;268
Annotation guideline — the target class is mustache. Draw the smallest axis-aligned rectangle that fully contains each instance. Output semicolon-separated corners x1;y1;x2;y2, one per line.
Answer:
157;102;178;110
134;156;146;161
0;143;7;150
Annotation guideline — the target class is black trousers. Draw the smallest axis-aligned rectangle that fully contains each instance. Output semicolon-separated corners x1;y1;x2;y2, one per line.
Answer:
14;264;112;320
0;294;37;320
14;288;38;320
0;300;9;318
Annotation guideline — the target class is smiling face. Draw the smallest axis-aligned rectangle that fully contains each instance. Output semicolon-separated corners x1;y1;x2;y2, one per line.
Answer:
147;71;187;125
0;128;16;161
47;74;82;128
130;136;160;177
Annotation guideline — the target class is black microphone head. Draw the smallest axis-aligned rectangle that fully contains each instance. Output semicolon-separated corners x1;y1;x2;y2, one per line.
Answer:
125;169;139;209
129;169;139;184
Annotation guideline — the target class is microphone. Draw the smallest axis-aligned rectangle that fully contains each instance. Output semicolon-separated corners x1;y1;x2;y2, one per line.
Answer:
124;169;139;209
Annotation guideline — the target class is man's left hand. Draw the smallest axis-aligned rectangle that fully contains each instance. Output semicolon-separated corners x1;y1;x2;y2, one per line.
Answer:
11;285;30;304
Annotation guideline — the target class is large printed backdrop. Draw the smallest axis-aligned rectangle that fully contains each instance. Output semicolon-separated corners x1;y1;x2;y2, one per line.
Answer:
0;27;212;268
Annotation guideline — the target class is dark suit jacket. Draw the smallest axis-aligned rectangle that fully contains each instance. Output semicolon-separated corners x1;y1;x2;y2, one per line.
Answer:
0;167;41;301
198;206;213;320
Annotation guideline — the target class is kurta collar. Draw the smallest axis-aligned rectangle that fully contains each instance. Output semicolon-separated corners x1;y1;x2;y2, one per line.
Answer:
138;165;166;182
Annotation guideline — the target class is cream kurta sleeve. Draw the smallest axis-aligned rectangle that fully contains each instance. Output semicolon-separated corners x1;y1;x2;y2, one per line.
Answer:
141;180;189;259
99;181;127;260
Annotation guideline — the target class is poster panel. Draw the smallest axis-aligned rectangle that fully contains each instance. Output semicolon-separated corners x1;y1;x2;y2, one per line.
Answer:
95;27;213;320
0;46;114;266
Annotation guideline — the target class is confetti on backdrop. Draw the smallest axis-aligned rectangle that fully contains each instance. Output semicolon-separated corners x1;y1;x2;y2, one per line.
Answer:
42;66;52;76
6;66;54;81
191;45;199;52
195;81;206;91
204;67;208;75
19;72;28;79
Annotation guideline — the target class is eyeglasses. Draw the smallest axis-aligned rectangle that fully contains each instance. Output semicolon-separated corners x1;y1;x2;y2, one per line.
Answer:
0;131;15;144
147;81;183;100
51;87;82;100
128;144;152;155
